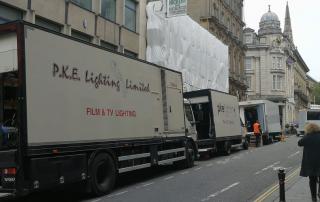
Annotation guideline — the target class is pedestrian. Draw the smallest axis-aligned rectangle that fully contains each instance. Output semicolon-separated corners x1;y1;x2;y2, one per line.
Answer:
253;120;261;147
298;123;320;202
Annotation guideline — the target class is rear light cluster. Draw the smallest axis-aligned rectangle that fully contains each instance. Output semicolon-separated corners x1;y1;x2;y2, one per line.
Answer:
3;168;16;175
1;167;16;188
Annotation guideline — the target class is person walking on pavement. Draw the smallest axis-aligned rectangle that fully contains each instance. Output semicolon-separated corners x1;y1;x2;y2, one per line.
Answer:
253;120;261;147
298;123;320;202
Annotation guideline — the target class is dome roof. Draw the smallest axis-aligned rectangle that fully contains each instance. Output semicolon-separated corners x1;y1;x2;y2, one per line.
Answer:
258;6;281;35
260;11;279;23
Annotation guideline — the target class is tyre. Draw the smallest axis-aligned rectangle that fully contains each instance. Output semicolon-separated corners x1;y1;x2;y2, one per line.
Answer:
89;153;116;196
224;141;231;156
185;141;195;168
175;141;195;169
242;140;249;150
269;136;274;144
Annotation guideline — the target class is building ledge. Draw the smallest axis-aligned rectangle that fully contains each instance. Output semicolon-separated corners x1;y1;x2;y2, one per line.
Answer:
270;68;285;74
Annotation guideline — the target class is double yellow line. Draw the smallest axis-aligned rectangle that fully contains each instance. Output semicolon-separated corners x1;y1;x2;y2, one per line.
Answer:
253;167;300;202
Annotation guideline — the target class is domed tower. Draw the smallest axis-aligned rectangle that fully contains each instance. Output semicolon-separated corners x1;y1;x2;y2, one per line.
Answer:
258;6;282;36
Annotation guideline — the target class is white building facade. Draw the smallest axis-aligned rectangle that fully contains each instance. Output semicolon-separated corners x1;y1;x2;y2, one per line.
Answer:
243;5;304;127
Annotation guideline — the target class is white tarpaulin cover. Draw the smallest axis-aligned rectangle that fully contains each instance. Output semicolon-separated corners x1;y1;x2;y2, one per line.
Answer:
146;1;229;92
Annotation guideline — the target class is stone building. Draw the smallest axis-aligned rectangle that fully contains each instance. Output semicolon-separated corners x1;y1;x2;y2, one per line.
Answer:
187;0;247;101
243;3;310;126
307;75;319;105
294;50;309;116
0;0;147;59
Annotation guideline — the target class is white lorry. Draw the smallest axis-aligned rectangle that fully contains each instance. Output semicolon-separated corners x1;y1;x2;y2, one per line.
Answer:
184;89;243;156
0;21;197;196
239;100;282;143
298;109;320;135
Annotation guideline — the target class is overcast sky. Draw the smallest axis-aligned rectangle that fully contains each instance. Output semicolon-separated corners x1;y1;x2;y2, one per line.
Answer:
244;0;320;82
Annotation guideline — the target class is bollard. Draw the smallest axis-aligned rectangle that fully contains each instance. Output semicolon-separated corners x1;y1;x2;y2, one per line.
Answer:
278;168;286;202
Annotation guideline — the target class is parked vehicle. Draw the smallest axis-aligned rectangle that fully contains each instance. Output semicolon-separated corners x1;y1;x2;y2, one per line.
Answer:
0;21;197;197
239;100;282;143
184;89;243;156
298;109;320;136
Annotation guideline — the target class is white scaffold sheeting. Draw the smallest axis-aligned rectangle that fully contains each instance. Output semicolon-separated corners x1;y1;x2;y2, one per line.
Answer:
146;1;229;93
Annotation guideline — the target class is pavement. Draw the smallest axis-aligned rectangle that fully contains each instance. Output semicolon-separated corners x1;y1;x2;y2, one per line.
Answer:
262;169;317;202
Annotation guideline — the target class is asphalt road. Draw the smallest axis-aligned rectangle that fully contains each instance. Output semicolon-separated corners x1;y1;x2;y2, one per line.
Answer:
3;136;303;202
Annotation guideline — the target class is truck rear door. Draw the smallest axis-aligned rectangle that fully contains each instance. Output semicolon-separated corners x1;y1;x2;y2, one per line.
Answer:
0;26;21;194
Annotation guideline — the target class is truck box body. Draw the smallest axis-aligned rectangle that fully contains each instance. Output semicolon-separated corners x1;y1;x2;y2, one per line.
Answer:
0;22;194;196
298;109;320;135
239;100;281;139
184;89;242;152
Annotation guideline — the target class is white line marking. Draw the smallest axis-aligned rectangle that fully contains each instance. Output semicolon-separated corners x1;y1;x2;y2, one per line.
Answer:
206;163;213;167
217;158;231;164
255;162;280;175
164;176;174;180
195;167;202;171
115;191;128;196
288;151;300;158
142;182;154;187
107;190;129;198
181;171;189;175
201;182;240;201
231;154;243;160
255;171;262;175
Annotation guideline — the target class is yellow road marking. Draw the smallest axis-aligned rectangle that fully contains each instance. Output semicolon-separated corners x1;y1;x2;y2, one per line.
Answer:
253;167;300;202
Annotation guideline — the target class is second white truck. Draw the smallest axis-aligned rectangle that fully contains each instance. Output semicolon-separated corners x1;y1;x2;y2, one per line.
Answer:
184;89;243;155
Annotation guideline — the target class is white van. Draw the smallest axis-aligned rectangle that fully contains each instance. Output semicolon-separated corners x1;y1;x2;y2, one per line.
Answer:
298;109;320;135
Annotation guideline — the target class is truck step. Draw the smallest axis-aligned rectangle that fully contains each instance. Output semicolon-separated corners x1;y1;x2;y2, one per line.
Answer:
231;143;242;149
198;148;214;153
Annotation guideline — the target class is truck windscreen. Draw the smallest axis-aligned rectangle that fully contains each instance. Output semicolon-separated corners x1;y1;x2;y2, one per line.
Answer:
307;111;320;120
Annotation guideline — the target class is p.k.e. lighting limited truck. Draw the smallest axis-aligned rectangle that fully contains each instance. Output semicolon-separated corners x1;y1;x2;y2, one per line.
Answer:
0;21;197;197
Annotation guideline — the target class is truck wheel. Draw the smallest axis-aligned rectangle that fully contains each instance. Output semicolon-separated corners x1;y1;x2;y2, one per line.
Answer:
185;141;195;168
224;142;231;156
90;153;116;196
175;141;195;169
242;140;249;150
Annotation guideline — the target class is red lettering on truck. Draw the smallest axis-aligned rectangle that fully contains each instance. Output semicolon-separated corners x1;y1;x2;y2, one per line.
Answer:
86;107;135;117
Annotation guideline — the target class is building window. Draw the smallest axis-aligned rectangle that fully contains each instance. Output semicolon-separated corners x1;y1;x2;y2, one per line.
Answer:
221;11;224;23
35;17;62;32
273;75;283;90
124;0;137;32
260;37;266;44
244;34;251;44
0;4;22;24
277;57;282;69
245;57;252;70
246;76;251;90
272;57;276;69
71;30;92;42
101;40;118;51
213;3;218;18
124;49;138;58
227;18;230;30
232;23;235;34
272;56;282;69
101;0;116;22
71;0;92;10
